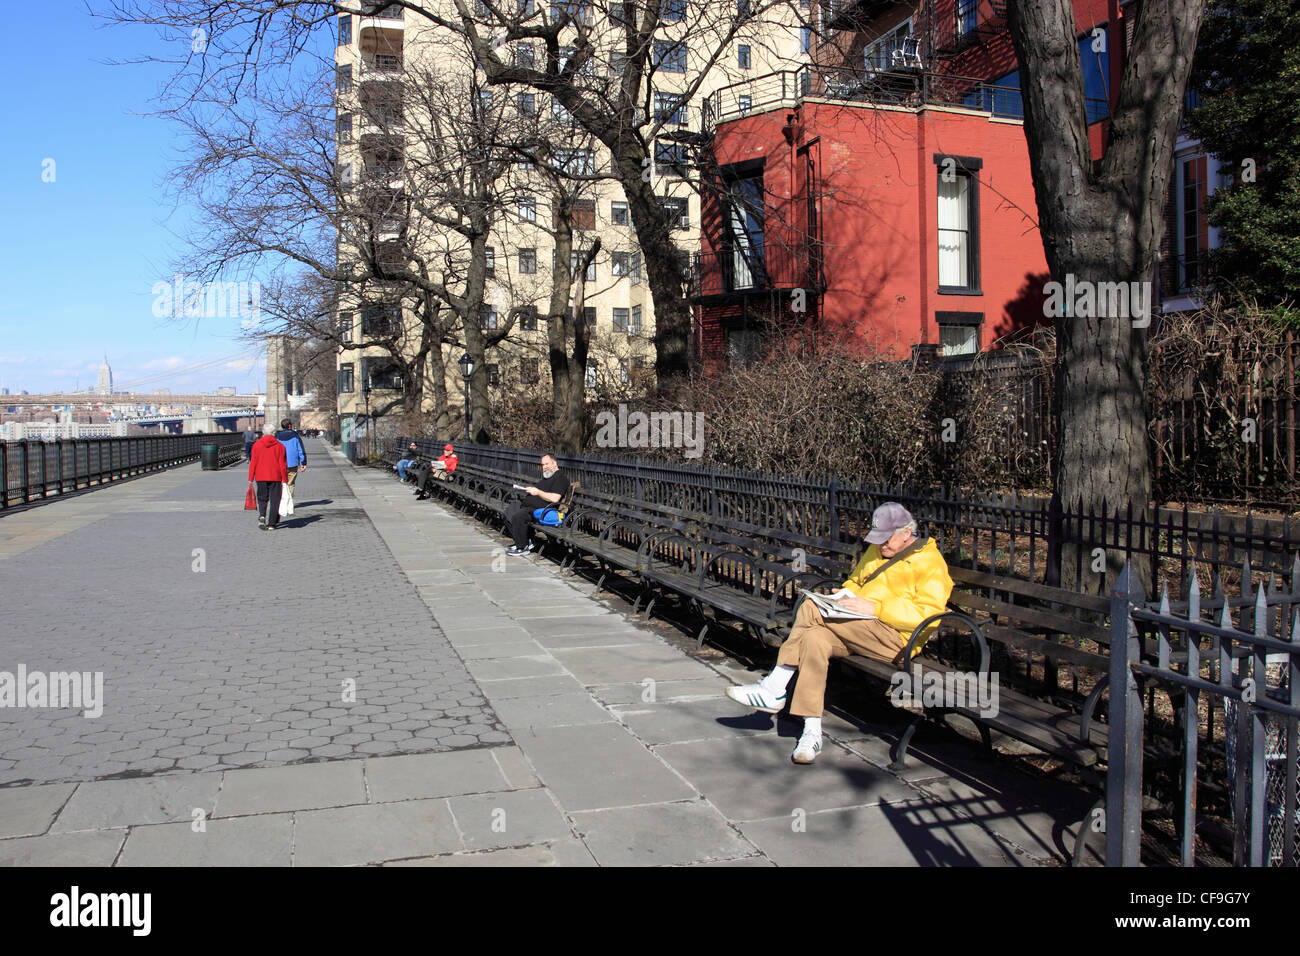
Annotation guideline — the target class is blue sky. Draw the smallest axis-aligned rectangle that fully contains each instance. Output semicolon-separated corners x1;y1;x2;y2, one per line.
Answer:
0;0;274;395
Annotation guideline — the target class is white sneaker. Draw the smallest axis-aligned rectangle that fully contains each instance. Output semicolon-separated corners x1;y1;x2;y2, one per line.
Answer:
725;682;786;714
792;729;822;765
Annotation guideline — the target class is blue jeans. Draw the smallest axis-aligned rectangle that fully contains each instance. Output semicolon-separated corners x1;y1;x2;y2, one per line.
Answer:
396;458;416;480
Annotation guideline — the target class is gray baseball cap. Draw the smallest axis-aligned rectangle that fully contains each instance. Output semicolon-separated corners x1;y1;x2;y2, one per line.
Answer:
865;502;915;544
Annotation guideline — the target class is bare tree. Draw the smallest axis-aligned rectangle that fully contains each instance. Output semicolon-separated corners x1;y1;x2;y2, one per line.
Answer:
1007;0;1207;586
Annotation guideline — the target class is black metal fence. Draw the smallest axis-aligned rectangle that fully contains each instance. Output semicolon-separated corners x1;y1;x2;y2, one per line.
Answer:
1;434;244;510
405;439;1300;599
1109;563;1299;866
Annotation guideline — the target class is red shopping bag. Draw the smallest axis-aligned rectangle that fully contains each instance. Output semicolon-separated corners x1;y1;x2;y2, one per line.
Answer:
244;482;257;510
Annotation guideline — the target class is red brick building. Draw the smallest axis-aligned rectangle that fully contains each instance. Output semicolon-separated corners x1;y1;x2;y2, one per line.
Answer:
692;0;1182;371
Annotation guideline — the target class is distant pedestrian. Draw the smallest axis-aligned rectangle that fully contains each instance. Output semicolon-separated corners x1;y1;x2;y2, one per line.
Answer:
275;418;307;495
243;425;257;460
249;424;288;530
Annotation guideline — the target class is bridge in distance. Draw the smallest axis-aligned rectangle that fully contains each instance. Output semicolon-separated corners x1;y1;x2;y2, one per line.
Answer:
4;394;259;408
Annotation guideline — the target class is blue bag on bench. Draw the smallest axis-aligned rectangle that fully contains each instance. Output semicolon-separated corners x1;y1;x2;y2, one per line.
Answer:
532;506;565;526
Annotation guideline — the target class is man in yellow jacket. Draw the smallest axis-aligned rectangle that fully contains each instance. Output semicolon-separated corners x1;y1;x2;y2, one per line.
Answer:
726;502;953;764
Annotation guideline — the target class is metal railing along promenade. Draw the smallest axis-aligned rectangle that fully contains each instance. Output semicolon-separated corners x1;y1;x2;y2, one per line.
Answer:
1;433;244;510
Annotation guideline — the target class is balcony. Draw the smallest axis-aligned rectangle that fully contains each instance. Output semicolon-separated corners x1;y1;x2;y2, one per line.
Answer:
361;53;404;76
701;66;1109;133
690;246;823;301
359;4;404;56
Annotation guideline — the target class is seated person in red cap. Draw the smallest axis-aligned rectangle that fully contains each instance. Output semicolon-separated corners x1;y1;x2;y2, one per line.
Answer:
724;502;953;765
413;443;458;499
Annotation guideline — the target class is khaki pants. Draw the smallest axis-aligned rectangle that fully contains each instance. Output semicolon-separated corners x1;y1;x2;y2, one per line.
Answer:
286;466;299;493
777;600;906;717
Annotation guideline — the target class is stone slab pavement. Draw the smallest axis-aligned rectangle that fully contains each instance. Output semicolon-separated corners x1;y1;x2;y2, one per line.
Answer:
0;440;1103;866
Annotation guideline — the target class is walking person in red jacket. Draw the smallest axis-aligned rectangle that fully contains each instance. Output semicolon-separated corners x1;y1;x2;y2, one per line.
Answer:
248;424;289;530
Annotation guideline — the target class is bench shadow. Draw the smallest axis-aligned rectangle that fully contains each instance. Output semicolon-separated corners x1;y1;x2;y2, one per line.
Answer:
294;499;333;507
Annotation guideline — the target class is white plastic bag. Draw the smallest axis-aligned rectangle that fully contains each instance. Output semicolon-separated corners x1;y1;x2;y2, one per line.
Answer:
278;482;294;517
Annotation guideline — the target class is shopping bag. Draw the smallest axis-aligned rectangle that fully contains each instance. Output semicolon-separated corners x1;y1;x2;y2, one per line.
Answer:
244;482;257;510
278;482;294;517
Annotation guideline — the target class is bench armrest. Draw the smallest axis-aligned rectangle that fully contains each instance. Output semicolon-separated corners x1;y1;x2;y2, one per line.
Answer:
898;609;990;675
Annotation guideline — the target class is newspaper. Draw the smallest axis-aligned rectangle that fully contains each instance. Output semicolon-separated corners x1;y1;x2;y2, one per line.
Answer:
798;589;877;621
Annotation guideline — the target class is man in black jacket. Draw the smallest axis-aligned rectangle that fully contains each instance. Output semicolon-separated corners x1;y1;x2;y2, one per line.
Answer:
503;452;569;556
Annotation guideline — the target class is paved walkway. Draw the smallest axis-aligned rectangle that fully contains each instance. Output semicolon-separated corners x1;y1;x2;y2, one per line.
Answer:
0;442;1100;866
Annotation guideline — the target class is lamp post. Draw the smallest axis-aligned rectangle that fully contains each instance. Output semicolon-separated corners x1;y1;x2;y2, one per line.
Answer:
457;353;474;442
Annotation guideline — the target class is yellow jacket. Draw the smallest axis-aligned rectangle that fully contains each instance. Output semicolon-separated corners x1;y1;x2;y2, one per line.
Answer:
842;537;953;651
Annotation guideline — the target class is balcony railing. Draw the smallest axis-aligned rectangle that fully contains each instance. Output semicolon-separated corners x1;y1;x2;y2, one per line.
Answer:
362;4;404;21
690;245;822;299
364;53;403;74
702;66;1109;133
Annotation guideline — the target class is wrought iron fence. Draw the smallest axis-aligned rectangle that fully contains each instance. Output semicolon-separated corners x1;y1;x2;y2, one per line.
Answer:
404;439;1300;599
1109;563;1299;866
1;433;244;510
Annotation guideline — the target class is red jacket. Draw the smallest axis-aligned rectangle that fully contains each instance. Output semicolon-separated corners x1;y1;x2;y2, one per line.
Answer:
248;435;289;482
438;452;458;474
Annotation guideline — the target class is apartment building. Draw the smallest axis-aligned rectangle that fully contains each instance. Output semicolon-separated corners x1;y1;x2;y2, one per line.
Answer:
332;1;810;437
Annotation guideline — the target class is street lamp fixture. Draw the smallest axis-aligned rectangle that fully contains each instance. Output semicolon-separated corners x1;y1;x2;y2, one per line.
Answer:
361;384;372;460
457;353;474;442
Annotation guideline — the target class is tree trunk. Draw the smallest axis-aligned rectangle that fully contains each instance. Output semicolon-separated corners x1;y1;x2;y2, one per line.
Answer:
1007;0;1206;591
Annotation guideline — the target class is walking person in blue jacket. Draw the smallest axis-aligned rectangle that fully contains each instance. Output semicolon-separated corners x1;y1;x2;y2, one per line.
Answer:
275;418;307;497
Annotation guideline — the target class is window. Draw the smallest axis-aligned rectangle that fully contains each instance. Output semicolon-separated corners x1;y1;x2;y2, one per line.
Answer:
515;43;536;69
336;65;353;94
630;305;642;334
361;302;399;337
572;199;595;230
583;306;596;327
486;363;500;386
338;14;352;45
738;95;752;113
655;92;687;126
473;0;490;16
612;1;635;25
737;0;752;20
551;97;573;125
479;90;493;111
737;44;751;69
362;357;402;391
585;364;597;388
516;156;536;170
337;161;354;190
801;27;811;53
338;311;354;343
518;195;536;221
661;195;689;228
655;141;689;179
479;306;499;330
654;40;687;73
485;246;496;277
936;312;982;357
955;0;977;40
519;306;538;330
571;250;596;281
662;0;686;22
557;45;595;76
613;307;629;332
336;113;353;144
518;247;537;274
612;251;640;277
521;358;540;384
722;172;765;291
935;155;981;292
610;51;629;76
518;0;535;15
866;19;913;72
338;363;354;393
619;360;629;384
611;201;629;225
554;149;595;175
550;1;593;25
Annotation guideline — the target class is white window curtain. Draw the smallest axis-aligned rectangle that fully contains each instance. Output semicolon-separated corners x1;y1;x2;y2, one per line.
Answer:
937;174;969;287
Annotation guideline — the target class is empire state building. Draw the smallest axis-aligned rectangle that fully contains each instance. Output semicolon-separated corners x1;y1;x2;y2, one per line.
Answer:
96;356;112;396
